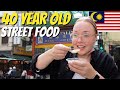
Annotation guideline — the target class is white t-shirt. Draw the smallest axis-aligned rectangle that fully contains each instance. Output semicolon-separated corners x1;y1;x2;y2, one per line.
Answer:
21;70;27;76
72;73;85;79
7;70;12;75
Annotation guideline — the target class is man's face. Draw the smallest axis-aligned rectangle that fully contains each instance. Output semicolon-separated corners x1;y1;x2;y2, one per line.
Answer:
71;21;97;56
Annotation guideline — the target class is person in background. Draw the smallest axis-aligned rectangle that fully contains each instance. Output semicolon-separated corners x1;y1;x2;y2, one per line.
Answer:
21;69;27;79
31;16;120;79
27;69;34;79
6;67;13;79
10;66;17;79
0;70;4;79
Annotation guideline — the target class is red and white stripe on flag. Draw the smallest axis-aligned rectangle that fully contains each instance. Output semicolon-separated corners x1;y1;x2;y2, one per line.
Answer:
96;11;120;32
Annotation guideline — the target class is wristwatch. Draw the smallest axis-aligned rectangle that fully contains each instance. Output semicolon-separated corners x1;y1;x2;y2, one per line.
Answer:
93;74;100;79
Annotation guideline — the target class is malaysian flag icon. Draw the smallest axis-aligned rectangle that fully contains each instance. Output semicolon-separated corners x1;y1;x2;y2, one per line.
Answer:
96;11;120;31
89;11;104;23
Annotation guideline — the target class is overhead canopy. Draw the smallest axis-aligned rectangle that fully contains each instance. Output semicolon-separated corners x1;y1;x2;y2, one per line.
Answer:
0;54;9;58
0;53;32;61
11;55;32;61
0;57;17;61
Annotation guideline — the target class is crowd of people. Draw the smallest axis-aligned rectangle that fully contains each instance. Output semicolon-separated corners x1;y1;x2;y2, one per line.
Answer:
0;66;37;79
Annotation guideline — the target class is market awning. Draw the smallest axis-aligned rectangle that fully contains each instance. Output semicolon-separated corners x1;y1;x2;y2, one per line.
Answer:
0;54;9;58
0;53;32;61
0;57;17;61
11;55;32;61
0;54;7;57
